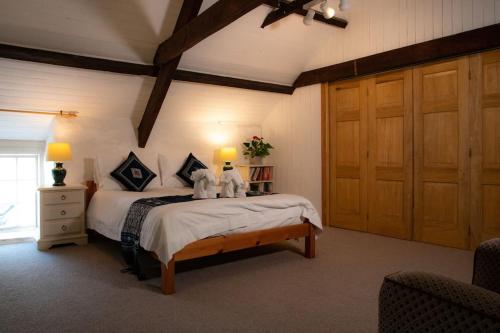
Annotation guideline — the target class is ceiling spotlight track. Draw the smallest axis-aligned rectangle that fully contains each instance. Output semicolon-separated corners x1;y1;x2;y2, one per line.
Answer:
261;0;349;29
301;0;347;25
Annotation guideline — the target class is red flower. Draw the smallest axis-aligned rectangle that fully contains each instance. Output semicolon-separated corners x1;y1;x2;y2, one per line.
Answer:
252;136;260;140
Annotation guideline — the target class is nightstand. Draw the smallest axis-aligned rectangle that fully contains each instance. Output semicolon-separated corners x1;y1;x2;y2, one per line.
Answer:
37;185;87;250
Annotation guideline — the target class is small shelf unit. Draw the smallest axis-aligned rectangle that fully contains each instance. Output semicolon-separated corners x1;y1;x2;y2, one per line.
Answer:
238;164;274;194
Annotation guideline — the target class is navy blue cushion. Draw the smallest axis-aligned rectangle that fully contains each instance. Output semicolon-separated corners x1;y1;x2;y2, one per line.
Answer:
111;152;157;192
176;153;208;187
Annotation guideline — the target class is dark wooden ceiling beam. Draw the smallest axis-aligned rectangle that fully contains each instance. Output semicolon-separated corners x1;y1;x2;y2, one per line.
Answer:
138;0;204;148
155;0;266;66
0;43;156;76
262;0;348;28
173;70;294;94
294;23;500;87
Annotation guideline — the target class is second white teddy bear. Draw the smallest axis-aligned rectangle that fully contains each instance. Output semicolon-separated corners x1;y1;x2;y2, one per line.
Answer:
220;169;246;198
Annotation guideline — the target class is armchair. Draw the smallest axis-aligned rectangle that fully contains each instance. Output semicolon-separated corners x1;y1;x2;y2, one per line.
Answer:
379;239;500;332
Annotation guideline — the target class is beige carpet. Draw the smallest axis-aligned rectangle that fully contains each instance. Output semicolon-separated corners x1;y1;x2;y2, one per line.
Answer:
0;228;473;333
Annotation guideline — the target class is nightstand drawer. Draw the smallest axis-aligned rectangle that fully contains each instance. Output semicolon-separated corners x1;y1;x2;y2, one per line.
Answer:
44;219;81;236
43;203;83;220
42;190;83;204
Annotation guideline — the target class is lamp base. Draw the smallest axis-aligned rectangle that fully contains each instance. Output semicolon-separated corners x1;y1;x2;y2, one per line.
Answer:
52;162;67;186
223;161;233;171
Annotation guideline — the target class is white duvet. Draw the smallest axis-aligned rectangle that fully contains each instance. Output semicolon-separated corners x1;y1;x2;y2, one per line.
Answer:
87;188;322;264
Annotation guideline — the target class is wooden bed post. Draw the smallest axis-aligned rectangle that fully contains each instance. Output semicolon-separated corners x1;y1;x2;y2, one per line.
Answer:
305;222;316;258
161;258;176;295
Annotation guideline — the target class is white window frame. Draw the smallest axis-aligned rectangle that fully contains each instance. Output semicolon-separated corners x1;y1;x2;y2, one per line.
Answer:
0;140;45;230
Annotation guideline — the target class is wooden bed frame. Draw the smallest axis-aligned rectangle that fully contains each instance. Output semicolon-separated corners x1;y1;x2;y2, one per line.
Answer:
85;181;316;295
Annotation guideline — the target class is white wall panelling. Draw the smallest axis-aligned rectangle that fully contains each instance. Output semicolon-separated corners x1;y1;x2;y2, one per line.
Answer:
262;85;322;214
51;116;262;186
0;57;281;186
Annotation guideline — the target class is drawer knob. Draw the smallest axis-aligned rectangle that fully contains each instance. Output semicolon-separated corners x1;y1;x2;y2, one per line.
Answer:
61;195;66;201
61;225;68;231
60;210;66;216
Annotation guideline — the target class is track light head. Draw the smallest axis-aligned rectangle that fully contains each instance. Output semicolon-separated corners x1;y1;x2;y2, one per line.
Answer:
303;9;315;25
339;0;349;11
320;0;335;19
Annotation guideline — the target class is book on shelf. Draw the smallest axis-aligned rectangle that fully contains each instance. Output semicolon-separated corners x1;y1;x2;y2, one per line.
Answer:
248;166;273;182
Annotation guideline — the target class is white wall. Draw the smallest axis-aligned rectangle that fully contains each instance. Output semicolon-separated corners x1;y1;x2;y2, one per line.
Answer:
263;0;500;217
262;85;322;212
0;58;282;186
50;116;261;186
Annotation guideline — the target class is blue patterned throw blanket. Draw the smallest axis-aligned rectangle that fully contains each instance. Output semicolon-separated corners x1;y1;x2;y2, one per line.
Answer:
121;194;196;280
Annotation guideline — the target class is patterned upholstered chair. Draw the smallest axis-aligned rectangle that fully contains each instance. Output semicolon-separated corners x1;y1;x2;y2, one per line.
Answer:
379;239;500;332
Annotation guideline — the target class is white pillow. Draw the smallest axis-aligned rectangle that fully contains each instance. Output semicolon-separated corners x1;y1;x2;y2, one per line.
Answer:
94;151;162;191
158;153;187;188
94;154;123;190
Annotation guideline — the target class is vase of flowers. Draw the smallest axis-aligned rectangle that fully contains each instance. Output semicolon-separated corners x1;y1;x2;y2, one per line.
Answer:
243;136;273;165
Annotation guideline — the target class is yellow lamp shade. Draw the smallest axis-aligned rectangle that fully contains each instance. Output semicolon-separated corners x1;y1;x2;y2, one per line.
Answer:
46;142;72;161
219;147;237;162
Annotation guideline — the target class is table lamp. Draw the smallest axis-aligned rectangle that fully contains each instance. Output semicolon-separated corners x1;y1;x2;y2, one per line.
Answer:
47;142;72;186
220;147;237;171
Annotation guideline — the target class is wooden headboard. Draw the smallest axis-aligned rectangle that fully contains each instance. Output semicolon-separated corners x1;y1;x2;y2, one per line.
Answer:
86;180;97;208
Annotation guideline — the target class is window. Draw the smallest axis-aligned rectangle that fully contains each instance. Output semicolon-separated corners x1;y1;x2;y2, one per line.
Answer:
0;155;40;233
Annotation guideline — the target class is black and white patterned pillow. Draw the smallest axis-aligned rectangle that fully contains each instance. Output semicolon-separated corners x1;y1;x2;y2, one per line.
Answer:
176;153;208;187
110;152;157;192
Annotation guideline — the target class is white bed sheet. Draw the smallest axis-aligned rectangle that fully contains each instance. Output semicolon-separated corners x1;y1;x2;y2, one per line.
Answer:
87;188;322;263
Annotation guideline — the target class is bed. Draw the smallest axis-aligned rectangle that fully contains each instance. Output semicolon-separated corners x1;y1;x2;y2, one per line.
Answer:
85;181;322;294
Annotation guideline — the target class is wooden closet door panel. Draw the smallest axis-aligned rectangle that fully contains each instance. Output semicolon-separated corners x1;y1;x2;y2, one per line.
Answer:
367;70;413;239
470;50;500;247
413;59;470;249
329;80;368;231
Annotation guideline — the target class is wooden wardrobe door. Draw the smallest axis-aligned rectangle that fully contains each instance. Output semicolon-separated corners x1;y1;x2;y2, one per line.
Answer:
470;50;500;247
329;80;368;231
413;58;470;249
367;70;413;239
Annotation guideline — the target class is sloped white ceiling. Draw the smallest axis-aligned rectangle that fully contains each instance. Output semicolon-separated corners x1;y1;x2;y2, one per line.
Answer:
180;3;352;85
0;0;181;63
0;0;353;85
1;0;499;86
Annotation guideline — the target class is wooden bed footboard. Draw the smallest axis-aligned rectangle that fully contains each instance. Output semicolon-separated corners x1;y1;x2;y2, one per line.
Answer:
85;180;316;295
159;221;316;295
